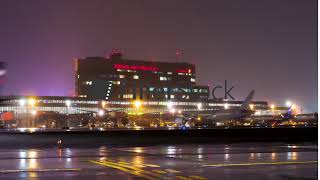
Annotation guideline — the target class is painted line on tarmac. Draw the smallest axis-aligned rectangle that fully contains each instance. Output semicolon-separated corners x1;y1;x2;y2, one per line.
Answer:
189;175;209;180
164;168;181;173
89;159;195;180
151;169;167;174
202;161;318;167
90;160;175;180
0;168;81;173
89;160;159;180
101;160;169;178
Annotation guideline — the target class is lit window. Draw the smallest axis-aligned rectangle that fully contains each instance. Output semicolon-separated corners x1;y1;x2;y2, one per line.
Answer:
123;94;133;99
178;73;185;75
85;81;92;85
191;78;196;82
160;76;168;81
170;95;174;99
77;75;80;79
167;72;172;74
133;75;139;79
119;75;125;78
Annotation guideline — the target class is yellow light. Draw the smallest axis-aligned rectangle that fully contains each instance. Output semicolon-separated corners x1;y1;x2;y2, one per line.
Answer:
31;110;37;116
28;98;36;107
101;101;106;108
134;100;142;109
286;101;292;107
270;104;275;110
249;104;254;110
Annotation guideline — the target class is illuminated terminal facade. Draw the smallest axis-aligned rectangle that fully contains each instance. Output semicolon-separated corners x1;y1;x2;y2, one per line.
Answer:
0;95;269;116
75;52;209;101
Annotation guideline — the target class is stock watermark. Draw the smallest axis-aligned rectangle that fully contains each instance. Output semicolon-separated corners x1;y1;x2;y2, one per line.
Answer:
211;80;235;100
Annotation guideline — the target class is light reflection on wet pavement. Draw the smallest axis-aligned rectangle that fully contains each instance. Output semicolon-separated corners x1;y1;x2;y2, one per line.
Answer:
0;143;317;179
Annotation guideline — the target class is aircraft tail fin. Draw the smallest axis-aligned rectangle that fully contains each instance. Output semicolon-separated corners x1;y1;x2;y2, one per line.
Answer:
240;90;255;110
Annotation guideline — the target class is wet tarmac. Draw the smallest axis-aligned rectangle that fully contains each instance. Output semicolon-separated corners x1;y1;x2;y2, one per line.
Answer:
0;143;317;179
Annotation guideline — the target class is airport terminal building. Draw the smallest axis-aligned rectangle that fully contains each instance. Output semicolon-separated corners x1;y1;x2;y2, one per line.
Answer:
75;52;209;101
0;53;276;127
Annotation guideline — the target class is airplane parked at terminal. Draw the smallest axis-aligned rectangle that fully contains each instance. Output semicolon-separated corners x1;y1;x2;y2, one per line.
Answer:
177;90;255;125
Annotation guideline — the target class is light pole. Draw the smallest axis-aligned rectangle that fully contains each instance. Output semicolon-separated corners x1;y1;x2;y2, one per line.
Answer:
270;104;275;115
134;100;141;123
19;99;26;127
197;103;202;110
65;100;71;127
249;104;254;110
28;98;36;127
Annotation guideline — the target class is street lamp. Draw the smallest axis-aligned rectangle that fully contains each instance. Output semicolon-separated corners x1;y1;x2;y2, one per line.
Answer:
286;101;292;107
134;100;141;109
170;108;176;114
28;98;36;107
31;110;37;116
27;98;37;127
19;99;26;107
101;101;106;108
249;104;254;110
197;103;202;110
65;100;71;108
167;101;173;109
98;109;105;117
65;100;71;127
270;104;275;110
134;100;142;122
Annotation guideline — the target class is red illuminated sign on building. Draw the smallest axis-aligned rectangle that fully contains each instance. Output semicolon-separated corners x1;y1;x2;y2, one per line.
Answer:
114;64;159;72
176;69;192;73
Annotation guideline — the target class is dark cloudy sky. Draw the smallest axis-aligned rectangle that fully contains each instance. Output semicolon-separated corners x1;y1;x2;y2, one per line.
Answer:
0;0;317;112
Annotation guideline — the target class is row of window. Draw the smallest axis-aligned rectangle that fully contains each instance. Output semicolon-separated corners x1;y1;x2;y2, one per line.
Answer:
84;76;193;83
116;69;194;76
148;87;208;93
8;99;99;105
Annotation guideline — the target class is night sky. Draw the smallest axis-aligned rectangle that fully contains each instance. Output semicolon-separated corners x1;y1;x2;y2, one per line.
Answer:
0;0;317;112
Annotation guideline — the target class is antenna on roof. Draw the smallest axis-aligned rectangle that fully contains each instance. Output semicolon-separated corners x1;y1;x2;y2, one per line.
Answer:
109;49;123;59
175;49;182;61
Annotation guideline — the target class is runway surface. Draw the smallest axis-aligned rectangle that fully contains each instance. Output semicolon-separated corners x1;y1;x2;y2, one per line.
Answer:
0;143;317;179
